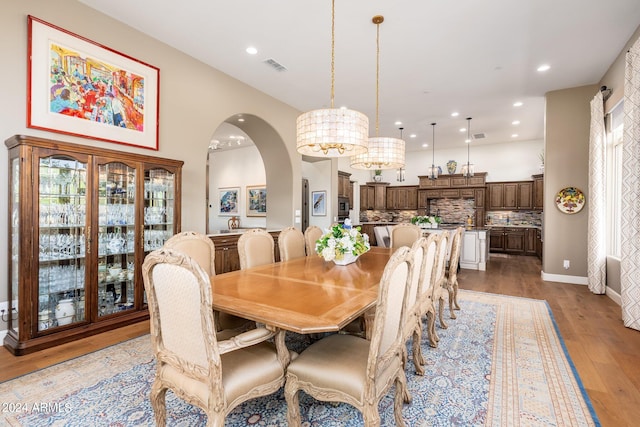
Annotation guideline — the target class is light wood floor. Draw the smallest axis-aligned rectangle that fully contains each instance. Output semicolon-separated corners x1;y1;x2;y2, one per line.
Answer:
1;255;639;426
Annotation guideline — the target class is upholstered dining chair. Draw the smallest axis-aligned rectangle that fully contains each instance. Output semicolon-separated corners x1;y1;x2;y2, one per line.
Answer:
278;226;306;261
142;248;291;427
389;223;422;249
303;225;323;256
431;230;451;341
400;236;430;380
284;246;412;427
411;232;440;372
164;231;249;331
237;228;275;269
445;227;464;319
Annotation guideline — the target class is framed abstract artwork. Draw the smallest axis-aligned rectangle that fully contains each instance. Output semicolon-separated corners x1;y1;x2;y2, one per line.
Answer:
218;187;240;216
27;15;160;150
312;191;326;216
246;185;267;217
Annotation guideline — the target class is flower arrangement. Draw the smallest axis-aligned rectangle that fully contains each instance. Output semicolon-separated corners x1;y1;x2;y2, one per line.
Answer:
315;219;370;263
411;215;441;228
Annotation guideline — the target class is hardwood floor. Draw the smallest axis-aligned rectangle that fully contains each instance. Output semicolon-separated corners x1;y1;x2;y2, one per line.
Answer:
1;254;639;426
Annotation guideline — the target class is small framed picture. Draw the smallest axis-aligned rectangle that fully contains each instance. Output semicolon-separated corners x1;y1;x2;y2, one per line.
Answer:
218;187;239;216
312;191;326;216
246;185;267;217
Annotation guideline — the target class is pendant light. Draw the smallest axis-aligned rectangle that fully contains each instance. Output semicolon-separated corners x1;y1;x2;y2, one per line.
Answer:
429;122;438;179
461;117;475;178
350;15;405;170
396;127;406;182
296;0;369;157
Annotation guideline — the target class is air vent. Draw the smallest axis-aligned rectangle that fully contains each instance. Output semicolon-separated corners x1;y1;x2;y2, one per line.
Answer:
263;58;288;72
473;133;486;139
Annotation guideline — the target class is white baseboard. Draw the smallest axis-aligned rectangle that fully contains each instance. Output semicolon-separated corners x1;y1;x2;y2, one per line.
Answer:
0;328;7;346
540;271;589;285
605;287;622;306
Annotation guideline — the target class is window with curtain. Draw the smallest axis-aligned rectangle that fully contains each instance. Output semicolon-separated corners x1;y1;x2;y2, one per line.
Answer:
607;101;624;257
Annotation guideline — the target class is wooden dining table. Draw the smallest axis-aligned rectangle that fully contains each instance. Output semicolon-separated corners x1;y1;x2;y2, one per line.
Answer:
210;247;393;334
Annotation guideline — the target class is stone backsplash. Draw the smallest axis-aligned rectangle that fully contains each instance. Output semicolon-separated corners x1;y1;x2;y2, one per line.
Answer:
486;210;542;226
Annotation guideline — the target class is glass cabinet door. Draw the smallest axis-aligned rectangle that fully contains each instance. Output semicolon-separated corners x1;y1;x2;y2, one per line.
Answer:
97;162;137;317
143;168;176;251
37;156;88;331
9;157;20;332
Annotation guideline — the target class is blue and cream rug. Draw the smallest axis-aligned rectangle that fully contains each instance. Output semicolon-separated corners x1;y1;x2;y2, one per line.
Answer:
0;290;600;426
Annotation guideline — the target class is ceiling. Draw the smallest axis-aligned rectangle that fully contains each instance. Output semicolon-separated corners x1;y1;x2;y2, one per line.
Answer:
80;0;640;152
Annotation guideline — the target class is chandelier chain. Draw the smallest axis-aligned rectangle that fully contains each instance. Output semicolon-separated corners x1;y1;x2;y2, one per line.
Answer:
330;0;335;108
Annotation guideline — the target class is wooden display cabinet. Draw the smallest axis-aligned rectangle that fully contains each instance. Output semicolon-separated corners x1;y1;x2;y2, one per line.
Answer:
4;135;183;355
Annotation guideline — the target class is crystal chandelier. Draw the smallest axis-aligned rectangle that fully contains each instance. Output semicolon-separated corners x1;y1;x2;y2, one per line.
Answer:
296;0;369;157
461;117;475;177
350;15;404;170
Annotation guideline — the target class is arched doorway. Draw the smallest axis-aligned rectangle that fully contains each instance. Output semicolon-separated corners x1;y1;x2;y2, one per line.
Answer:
206;114;295;233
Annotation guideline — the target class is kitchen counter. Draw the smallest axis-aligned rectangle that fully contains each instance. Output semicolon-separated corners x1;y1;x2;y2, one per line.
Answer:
485;224;541;229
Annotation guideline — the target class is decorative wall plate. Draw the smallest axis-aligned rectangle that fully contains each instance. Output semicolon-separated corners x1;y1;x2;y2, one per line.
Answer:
555;187;585;214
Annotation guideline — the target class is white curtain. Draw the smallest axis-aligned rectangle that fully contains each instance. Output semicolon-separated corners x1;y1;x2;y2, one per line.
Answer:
587;91;606;294
621;38;640;330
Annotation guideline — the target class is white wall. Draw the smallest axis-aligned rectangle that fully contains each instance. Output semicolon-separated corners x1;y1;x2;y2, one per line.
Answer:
339;139;545;186
208;146;266;231
302;160;334;231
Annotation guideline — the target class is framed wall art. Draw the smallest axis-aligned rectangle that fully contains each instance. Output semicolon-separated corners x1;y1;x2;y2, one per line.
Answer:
246;185;267;217
218;187;240;216
312;191;326;216
27;15;160;150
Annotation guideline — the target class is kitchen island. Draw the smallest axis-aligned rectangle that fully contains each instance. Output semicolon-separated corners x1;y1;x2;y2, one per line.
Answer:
422;227;489;271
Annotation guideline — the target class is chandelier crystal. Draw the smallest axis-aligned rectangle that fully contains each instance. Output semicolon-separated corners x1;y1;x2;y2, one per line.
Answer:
296;0;369;157
351;15;405;170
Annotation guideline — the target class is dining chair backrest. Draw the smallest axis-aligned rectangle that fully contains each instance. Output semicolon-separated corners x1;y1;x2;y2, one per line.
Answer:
448;227;464;282
142;248;289;425
374;226;390;248
164;231;216;276
433;230;450;291
372;246;412;364
279;227;306;261
418;233;440;304
404;237;428;329
389;223;422;249
238;229;275;269
303;225;323;256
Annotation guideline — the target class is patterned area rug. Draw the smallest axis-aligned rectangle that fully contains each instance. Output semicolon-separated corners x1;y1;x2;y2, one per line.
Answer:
0;290;600;426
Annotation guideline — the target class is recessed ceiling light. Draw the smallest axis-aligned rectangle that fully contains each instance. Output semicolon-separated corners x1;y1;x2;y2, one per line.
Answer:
422;143;428;148
512;134;519;138
451;112;459;117
459;128;466;132
465;139;471;144
410;134;417;138
512;120;520;125
394;121;402;126
537;64;550;72
513;101;523;107
246;47;258;55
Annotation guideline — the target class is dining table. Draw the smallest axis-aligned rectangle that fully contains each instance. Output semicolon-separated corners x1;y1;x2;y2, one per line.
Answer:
210;246;393;334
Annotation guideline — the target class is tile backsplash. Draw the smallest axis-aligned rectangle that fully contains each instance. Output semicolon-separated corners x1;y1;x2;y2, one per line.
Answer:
486;210;542;226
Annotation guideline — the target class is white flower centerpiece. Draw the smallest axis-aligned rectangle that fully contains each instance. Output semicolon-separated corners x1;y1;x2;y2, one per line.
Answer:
315;219;370;265
411;215;442;229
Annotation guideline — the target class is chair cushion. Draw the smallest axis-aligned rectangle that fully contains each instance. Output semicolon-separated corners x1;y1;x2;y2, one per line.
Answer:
286;334;400;402
162;341;284;408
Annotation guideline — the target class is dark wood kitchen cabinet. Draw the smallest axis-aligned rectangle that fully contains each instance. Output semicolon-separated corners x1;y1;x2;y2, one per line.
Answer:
386;186;418;210
487;181;533;210
533;174;544;210
338;170;352;198
360;183;388;210
489;227;505;252
525;228;537;255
